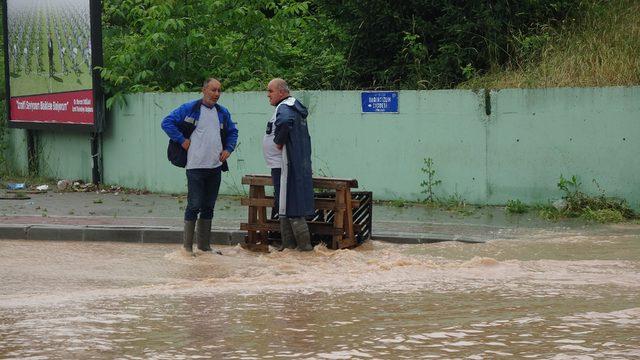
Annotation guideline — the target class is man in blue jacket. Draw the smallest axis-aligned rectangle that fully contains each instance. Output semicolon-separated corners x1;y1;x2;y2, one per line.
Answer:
161;78;238;254
266;78;314;251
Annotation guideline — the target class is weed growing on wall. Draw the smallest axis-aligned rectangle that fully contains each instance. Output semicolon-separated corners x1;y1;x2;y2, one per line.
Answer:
420;157;442;203
416;157;473;215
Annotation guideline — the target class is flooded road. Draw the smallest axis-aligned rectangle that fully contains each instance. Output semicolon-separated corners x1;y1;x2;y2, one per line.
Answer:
1;232;639;359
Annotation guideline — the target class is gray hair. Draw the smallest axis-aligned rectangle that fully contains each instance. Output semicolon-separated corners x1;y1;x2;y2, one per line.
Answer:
271;78;290;93
203;77;220;87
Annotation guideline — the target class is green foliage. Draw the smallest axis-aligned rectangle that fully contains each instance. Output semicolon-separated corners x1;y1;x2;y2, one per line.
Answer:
439;193;473;215
535;203;561;221
505;199;528;214
581;208;624;223
459;0;640;89
416;157;471;215
557;175;635;219
0;5;4;100
532;175;636;223
315;0;587;89
419;157;441;203
101;0;348;106
389;199;406;208
95;0;597;103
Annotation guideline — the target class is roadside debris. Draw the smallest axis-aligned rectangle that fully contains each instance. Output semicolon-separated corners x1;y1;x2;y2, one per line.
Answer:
6;183;26;190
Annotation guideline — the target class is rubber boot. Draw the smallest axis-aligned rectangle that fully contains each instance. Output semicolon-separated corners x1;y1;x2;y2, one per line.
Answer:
183;220;196;253
290;217;313;251
196;219;222;255
277;217;297;251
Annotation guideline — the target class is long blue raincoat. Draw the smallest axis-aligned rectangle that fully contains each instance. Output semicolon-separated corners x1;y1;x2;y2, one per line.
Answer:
273;97;314;218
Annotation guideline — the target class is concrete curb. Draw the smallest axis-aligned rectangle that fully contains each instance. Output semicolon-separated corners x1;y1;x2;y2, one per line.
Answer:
0;224;483;245
0;224;246;245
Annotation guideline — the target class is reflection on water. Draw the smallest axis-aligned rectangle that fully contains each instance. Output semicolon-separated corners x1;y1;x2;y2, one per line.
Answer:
1;233;639;359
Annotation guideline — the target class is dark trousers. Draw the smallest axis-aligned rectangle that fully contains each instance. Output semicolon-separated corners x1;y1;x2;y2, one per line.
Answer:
271;168;281;219
185;168;221;221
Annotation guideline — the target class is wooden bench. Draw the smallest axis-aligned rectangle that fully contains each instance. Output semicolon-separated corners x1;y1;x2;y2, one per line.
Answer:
240;174;367;252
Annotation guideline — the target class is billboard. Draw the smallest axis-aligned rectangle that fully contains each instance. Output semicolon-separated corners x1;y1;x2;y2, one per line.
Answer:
2;0;103;131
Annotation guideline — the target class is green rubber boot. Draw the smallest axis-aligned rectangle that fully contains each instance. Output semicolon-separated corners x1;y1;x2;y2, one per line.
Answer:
196;219;222;255
291;217;313;251
278;217;297;251
183;220;196;253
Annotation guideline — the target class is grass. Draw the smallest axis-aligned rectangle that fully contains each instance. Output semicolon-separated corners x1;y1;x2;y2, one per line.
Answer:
437;194;474;215
582;208;625;223
389;199;406;208
505;199;528;214
13;191;29;199
382;193;476;215
459;0;640;89
534;203;562;221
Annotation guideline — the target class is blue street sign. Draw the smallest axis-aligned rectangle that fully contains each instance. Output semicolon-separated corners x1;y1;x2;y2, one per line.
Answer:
361;91;399;113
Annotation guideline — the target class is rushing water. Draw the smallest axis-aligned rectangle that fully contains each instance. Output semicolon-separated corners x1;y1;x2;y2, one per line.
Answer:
1;231;639;359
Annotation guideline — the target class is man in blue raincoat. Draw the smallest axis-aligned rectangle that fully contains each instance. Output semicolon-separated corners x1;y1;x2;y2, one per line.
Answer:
265;78;314;251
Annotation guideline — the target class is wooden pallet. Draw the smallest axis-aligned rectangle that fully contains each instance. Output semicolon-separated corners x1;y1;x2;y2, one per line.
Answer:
240;174;367;252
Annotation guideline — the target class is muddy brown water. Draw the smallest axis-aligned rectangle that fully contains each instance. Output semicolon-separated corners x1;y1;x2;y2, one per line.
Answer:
1;232;638;359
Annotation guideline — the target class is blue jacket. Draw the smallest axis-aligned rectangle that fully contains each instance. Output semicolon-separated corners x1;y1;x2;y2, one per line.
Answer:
161;99;239;169
274;97;314;217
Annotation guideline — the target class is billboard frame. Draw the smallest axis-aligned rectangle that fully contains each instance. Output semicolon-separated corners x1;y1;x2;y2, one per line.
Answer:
2;0;104;132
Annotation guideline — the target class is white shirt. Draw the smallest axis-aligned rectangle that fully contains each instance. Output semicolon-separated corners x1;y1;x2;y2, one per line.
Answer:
186;105;223;170
262;97;296;169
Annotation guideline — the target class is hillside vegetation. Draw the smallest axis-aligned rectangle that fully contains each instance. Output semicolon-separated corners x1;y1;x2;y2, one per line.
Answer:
459;0;640;89
1;0;638;104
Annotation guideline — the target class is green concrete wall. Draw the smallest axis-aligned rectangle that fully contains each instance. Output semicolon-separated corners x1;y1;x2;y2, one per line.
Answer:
5;128;28;176
5;87;639;208
487;87;640;206
37;132;93;180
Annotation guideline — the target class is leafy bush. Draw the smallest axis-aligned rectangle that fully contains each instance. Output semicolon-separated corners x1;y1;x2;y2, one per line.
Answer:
558;175;635;219
533;175;636;223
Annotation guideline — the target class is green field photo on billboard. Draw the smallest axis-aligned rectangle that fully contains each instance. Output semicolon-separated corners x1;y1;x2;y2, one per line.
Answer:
7;0;92;97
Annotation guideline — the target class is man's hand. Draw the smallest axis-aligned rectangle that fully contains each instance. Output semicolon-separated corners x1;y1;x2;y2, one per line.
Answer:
220;150;231;162
276;144;283;150
181;139;191;150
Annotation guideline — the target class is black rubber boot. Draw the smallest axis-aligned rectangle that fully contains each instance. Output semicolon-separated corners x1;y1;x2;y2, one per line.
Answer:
291;217;313;251
183;220;196;253
196;219;222;255
196;219;212;251
277;217;297;251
